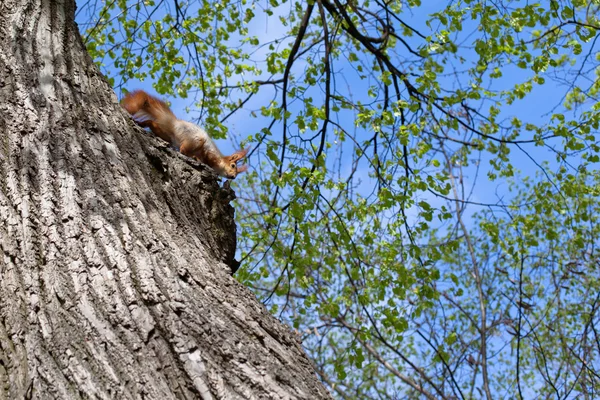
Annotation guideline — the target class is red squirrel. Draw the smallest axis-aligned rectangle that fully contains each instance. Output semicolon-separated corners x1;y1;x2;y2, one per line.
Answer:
122;90;248;179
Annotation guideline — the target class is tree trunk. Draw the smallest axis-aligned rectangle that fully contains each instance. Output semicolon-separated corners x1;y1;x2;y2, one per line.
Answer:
0;1;330;398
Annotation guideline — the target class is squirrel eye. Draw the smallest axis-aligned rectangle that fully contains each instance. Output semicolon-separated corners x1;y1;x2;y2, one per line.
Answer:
231;163;236;169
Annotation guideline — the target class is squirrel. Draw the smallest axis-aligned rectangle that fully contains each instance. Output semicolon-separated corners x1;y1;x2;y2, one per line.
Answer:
121;90;248;179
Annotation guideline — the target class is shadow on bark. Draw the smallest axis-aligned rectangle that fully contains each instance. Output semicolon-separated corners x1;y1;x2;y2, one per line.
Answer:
0;0;331;398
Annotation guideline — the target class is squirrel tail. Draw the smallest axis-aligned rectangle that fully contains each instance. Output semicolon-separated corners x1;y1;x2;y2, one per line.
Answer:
122;90;177;142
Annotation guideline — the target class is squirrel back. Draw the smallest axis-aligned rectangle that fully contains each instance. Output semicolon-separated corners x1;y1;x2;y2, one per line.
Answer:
122;90;248;179
121;90;178;144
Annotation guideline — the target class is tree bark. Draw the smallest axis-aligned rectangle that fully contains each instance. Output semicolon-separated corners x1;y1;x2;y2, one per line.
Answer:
0;0;330;398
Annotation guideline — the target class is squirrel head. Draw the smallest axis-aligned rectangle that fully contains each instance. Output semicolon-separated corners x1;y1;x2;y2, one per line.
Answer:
221;149;249;179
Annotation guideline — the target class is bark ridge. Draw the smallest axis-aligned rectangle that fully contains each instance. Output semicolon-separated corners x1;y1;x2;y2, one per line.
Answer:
0;0;331;398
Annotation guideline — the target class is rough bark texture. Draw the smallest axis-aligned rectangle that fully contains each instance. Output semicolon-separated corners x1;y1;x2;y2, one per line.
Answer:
0;1;331;399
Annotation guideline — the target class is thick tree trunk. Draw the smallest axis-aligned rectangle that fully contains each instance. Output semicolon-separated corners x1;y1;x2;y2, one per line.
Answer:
0;1;330;399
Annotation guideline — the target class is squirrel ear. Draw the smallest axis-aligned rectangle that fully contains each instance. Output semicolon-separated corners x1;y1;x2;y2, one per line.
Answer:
230;148;249;162
237;164;248;174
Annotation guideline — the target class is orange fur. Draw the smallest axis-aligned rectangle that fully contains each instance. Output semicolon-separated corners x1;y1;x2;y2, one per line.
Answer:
122;90;248;179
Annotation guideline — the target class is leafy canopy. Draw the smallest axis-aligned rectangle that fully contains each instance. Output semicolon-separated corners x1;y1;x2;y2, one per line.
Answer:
79;0;600;398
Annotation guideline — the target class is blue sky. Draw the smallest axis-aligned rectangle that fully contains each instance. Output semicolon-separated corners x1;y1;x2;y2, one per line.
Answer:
74;1;599;397
74;0;579;211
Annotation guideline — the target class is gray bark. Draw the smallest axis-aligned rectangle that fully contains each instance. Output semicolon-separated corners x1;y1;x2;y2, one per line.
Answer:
0;0;331;399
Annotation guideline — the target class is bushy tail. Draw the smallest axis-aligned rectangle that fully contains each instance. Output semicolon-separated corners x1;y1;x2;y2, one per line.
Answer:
121;90;177;143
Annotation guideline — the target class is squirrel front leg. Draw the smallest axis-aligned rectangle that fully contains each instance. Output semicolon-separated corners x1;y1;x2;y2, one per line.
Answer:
180;138;221;171
181;138;240;179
